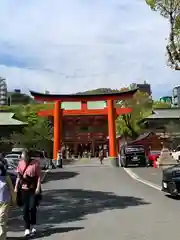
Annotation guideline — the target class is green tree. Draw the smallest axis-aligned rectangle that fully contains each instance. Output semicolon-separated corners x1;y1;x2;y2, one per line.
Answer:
116;91;152;138
11;118;53;155
77;88;120;95
145;0;180;70
3;103;54;155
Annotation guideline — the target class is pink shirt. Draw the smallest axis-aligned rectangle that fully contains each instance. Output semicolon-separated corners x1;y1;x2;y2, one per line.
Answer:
17;159;41;189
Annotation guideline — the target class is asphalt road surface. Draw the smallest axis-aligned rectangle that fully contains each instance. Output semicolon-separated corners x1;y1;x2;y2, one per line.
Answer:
7;164;180;240
129;166;162;186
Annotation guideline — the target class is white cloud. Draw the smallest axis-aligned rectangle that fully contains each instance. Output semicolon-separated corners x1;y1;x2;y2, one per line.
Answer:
0;0;178;98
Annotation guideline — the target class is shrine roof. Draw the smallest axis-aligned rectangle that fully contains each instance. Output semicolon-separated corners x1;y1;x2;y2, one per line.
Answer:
0;112;27;126
30;88;137;102
146;108;180;119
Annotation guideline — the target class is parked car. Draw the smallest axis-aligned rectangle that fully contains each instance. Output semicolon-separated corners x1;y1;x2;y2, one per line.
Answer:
8;169;17;186
29;150;49;170
162;164;180;197
4;153;21;168
119;144;147;168
7;149;49;170
148;150;161;166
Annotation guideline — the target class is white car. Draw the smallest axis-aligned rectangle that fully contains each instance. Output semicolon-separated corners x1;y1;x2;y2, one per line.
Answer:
171;146;180;161
4;153;21;169
8;149;49;170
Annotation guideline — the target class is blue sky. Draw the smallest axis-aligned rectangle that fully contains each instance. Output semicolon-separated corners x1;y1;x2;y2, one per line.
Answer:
0;0;179;99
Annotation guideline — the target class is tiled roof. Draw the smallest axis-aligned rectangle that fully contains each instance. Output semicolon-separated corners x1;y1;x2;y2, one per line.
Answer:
146;108;180;119
132;132;152;141
0;112;27;126
128;132;154;144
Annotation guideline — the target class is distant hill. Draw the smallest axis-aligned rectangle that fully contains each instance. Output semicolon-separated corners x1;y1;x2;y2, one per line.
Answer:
76;88;120;95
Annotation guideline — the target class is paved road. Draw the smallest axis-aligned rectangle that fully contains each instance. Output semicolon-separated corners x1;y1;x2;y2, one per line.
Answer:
129;167;162;187
64;157;111;167
7;164;180;240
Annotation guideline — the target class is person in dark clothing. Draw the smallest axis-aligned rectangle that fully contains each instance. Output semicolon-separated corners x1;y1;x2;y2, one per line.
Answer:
0;161;16;240
99;149;104;164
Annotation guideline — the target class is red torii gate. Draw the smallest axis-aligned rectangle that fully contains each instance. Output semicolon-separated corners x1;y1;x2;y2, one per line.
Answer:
30;89;137;166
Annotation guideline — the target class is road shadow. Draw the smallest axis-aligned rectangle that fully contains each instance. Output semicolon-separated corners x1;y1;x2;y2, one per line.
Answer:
43;170;79;183
7;227;84;239
8;188;150;236
165;194;180;200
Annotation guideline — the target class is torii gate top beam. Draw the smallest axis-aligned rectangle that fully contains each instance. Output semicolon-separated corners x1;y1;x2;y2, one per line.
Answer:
30;89;138;102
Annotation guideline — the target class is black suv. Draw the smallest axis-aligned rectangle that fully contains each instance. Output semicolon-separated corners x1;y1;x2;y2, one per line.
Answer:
119;144;147;168
162;164;180;197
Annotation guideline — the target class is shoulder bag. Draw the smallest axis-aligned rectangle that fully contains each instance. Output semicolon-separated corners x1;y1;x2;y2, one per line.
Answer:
16;162;30;207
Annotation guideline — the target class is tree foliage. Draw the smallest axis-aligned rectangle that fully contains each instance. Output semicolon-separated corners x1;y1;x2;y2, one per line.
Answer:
116;91;152;138
0;104;53;155
145;0;180;70
76;88;120;95
11;118;53;152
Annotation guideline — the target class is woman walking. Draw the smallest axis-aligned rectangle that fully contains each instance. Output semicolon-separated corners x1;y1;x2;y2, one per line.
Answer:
14;150;41;237
0;160;16;239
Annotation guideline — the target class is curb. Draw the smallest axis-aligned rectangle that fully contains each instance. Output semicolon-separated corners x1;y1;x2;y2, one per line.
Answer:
123;167;162;191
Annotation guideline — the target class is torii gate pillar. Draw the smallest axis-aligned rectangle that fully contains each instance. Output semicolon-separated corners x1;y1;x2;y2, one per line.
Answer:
53;100;62;160
107;100;118;166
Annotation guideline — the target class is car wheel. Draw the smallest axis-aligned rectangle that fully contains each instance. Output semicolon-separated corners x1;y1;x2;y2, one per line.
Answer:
149;161;153;167
123;160;128;168
121;158;127;167
169;193;179;199
168;182;178;197
139;161;147;167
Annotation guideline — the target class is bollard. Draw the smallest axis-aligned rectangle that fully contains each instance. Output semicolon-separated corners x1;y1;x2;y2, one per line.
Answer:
56;151;63;168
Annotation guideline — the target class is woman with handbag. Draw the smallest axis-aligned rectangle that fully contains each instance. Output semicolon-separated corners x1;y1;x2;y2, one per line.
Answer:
0;160;16;240
14;149;41;237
